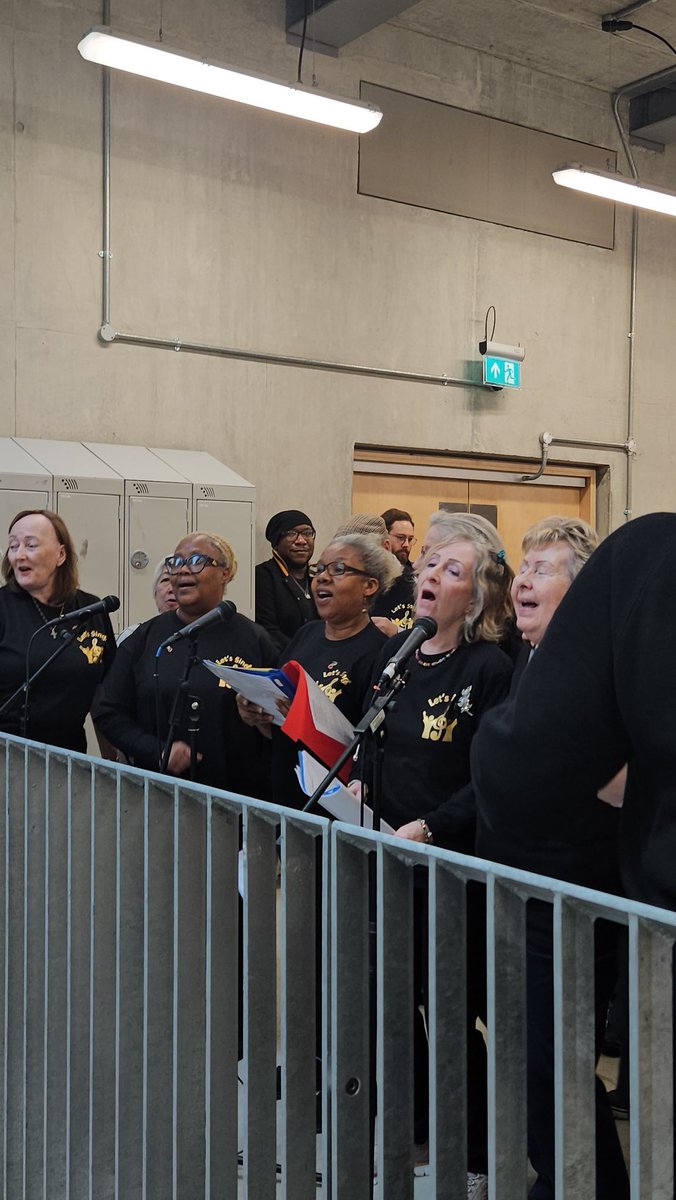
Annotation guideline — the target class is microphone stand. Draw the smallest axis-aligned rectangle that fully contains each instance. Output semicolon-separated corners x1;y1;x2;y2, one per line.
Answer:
0;626;79;737
158;632;201;775
301;665;412;1198
186;695;201;782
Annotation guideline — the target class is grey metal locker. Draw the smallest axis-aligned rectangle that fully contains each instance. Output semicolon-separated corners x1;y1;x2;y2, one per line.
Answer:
126;492;190;625
14;439;125;633
85;444;193;627
150;448;255;618
0;439;51;545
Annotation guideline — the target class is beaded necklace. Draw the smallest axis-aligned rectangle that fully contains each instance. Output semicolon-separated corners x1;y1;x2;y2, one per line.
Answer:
414;646;458;669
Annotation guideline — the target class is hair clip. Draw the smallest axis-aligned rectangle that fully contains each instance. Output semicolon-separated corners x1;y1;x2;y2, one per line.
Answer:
495;548;506;564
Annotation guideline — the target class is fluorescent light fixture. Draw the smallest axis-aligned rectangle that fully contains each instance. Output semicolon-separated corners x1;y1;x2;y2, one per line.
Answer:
78;27;383;134
552;162;676;218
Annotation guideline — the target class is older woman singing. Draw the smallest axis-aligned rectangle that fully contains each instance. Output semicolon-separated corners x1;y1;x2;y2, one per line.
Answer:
0;509;116;752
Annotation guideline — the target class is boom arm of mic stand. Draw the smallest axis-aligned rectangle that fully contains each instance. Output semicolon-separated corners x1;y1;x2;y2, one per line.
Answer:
301;673;405;815
0;627;77;731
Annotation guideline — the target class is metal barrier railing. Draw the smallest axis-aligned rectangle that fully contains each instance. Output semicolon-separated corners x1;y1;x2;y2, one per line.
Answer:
0;735;674;1199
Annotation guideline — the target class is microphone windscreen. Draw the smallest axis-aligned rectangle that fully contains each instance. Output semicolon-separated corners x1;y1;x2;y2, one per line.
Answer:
103;595;121;613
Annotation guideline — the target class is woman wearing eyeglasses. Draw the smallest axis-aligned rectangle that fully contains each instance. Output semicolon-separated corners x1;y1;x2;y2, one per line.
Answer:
240;533;400;809
94;531;276;795
254;510;318;656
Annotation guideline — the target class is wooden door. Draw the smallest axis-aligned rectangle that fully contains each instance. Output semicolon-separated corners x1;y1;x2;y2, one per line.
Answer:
352;454;595;570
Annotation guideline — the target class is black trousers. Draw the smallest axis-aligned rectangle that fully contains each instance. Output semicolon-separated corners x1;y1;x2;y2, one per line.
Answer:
526;901;629;1200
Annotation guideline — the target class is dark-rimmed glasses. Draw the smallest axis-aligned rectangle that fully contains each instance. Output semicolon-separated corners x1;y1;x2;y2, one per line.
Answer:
282;528;316;543
164;554;226;575
314;559;371;579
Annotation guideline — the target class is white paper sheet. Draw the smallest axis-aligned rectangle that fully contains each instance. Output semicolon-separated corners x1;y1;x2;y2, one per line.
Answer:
295;751;394;834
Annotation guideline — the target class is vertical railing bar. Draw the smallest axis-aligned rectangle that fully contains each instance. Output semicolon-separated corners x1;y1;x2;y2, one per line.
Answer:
321;824;331;1195
114;773;121;1200
142;777;149;1200
2;741;9;1200
88;765;95;1200
485;870;496;1193
22;745;28;1200
64;759;73;1200
172;788;179;1200
374;844;384;1186
42;754;49;1200
552;893;563;1199
628;913;639;1199
204;800;212;1200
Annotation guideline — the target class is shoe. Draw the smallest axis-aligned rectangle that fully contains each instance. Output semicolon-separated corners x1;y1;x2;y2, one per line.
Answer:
601;1034;621;1057
467;1172;488;1199
414;1139;429;1166
607;1088;629;1120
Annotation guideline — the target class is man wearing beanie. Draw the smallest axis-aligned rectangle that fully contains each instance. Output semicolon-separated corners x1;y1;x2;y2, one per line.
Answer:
255;509;318;656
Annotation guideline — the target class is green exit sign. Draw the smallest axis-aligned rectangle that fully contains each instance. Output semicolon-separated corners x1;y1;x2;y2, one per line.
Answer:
482;356;521;388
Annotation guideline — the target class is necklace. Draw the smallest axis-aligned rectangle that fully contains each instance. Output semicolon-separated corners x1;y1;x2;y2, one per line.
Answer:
288;573;311;601
414;646;457;668
31;595;65;639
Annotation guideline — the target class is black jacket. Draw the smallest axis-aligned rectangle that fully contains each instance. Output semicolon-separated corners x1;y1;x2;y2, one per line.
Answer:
470;517;676;904
255;557;317;657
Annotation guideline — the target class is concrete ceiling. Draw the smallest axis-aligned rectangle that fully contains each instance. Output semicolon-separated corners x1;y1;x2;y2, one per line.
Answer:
376;0;676;94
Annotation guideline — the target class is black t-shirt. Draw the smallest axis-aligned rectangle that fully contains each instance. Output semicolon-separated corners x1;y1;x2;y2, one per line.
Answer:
93;608;276;797
0;585;116;752
372;561;416;630
360;636;513;848
272;619;388;809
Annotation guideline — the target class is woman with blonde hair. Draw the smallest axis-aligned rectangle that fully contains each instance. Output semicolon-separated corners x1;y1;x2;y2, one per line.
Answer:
94;530;275;796
352;512;514;1192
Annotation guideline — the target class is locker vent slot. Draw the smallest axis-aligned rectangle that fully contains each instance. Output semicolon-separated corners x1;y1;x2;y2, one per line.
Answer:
132;482;149;495
200;486;215;498
61;477;79;491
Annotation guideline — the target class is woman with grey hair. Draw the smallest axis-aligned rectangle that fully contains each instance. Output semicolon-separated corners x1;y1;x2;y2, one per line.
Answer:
238;532;398;808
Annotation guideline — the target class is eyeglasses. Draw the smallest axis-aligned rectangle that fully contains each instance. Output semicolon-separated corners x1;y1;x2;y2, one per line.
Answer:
164;554;227;574
515;562;564;579
314;559;372;579
391;534;417;546
282;527;316;542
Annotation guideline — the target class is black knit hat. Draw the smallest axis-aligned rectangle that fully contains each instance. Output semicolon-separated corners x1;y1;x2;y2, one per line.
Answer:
265;510;314;547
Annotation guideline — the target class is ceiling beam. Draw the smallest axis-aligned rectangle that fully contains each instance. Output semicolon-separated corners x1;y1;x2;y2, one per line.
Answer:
286;0;418;54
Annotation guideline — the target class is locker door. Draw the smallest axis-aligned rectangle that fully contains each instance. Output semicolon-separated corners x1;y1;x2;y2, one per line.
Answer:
56;493;122;632
0;491;50;545
127;496;190;626
195;499;253;618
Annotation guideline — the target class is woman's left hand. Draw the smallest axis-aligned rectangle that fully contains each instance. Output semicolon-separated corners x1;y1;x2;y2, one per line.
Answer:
394;820;429;842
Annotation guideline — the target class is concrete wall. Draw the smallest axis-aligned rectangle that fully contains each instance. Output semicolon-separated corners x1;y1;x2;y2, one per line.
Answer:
2;0;676;557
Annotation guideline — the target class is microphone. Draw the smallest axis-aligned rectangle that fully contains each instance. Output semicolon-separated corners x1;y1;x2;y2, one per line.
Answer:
46;594;120;625
376;616;438;689
157;600;236;652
